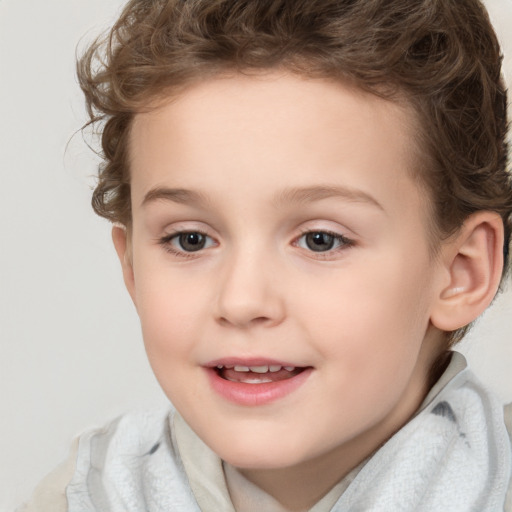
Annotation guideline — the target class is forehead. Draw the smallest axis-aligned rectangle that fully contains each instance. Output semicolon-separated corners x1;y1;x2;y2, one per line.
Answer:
129;72;426;225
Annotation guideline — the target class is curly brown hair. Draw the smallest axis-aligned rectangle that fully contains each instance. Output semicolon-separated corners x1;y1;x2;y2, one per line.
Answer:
78;0;512;345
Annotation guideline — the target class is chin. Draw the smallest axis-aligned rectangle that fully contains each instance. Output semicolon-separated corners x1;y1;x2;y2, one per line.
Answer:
223;453;298;470
210;436;312;470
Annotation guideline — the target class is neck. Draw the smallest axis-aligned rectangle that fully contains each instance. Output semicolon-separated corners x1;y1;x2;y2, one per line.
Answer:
234;441;368;511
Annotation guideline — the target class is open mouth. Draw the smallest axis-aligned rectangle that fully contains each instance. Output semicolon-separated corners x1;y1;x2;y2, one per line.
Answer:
206;361;313;405
215;364;307;384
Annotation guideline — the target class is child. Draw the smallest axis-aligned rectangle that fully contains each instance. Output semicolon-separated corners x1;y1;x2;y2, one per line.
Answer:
19;0;512;510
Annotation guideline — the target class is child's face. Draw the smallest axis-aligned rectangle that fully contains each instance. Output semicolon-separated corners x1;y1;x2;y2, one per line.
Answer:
121;73;447;472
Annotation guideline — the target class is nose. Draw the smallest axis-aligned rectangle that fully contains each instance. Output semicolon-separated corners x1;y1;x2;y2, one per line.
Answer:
214;249;286;329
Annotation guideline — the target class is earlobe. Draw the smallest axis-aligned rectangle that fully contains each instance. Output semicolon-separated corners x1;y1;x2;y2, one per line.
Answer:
430;211;504;332
112;225;137;306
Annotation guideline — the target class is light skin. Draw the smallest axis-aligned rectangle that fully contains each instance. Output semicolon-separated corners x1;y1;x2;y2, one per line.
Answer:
113;72;503;511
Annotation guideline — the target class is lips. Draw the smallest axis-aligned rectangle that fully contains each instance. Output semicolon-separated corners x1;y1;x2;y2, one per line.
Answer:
205;359;312;405
215;364;305;383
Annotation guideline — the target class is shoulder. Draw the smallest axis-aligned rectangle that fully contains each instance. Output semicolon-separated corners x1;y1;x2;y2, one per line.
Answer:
17;407;199;512
16;438;79;512
505;403;512;512
505;403;512;439
417;355;512;511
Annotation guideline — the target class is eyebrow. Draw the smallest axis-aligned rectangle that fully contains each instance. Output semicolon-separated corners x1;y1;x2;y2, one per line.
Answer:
142;187;209;207
141;184;384;211
272;185;384;211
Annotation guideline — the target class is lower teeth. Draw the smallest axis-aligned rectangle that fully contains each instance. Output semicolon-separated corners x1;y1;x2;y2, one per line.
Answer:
226;376;273;384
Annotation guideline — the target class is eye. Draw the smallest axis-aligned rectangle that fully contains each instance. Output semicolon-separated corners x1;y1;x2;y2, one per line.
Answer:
176;232;208;252
296;231;353;253
160;230;216;255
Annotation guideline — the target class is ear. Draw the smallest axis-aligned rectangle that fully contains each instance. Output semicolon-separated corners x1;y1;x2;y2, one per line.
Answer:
112;225;137;306
430;211;504;332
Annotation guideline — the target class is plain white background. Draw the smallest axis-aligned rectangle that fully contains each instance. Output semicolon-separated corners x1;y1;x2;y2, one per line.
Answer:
1;1;511;510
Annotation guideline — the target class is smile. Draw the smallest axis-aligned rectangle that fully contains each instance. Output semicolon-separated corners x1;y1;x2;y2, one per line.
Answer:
215;365;305;384
205;360;312;406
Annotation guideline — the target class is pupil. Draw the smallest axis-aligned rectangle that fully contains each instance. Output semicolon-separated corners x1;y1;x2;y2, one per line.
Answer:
179;232;205;252
306;232;334;252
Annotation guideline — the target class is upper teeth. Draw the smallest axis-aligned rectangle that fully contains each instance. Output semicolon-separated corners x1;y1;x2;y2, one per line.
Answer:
216;364;295;373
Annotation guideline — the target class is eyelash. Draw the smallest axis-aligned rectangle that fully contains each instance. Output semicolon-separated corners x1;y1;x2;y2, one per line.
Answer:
294;229;355;258
158;230;214;259
158;229;355;259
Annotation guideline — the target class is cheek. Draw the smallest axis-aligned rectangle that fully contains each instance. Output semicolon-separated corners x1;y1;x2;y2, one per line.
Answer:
134;266;210;359
134;277;205;405
300;252;433;374
299;271;432;435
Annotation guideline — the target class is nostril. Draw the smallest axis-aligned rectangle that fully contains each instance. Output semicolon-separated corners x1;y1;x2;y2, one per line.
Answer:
253;316;271;324
218;315;272;328
220;316;272;327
